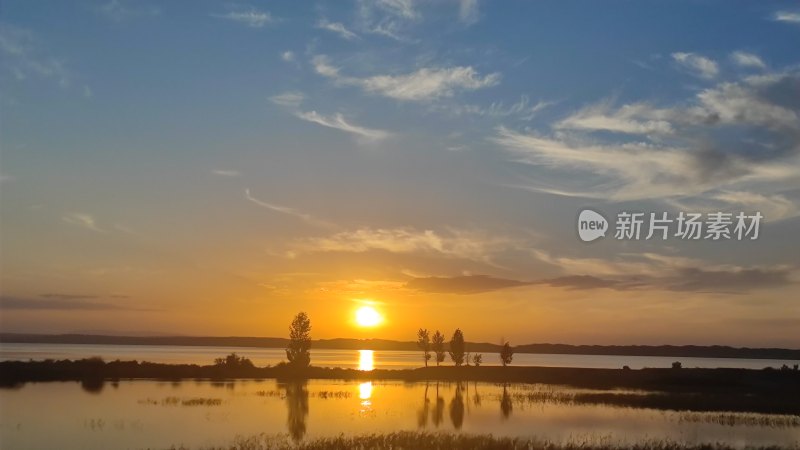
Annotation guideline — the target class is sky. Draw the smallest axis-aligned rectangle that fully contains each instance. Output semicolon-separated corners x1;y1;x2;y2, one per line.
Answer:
1;0;799;347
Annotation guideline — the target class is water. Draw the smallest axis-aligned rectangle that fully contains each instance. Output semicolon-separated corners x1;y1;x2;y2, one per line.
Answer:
1;343;796;370
1;379;798;449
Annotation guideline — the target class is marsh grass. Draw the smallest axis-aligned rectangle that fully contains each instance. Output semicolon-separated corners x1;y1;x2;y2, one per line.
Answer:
168;431;799;450
253;390;352;399
675;411;800;428
138;396;223;406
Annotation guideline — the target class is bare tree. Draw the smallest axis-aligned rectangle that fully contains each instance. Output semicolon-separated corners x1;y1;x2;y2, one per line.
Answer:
432;330;446;366
417;328;432;367
286;312;311;368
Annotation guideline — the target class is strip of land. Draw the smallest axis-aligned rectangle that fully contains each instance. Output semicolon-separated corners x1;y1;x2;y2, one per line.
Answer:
1;359;799;415
3;333;800;360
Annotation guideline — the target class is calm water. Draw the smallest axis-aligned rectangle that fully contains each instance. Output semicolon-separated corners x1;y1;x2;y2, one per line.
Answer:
1;343;797;369
1;379;798;449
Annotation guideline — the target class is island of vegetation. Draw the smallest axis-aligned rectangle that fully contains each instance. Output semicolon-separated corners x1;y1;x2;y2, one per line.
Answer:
2;312;799;416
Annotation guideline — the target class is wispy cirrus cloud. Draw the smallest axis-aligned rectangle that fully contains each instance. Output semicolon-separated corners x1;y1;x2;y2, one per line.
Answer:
269;91;305;108
316;19;359;40
62;213;105;233
0;24;73;87
458;0;480;25
508;69;800;218
211;169;241;177
731;51;766;70
211;7;274;28
281;51;295;62
244;189;333;227
446;95;551;121
97;0;160;22
312;55;499;101
294;110;392;140
288;227;521;264
672;52;719;79
773;11;800;24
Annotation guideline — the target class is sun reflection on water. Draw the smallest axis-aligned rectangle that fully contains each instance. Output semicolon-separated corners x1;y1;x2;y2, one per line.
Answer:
358;349;374;371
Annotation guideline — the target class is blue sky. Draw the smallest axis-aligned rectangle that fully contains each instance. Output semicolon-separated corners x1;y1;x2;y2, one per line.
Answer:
1;1;799;345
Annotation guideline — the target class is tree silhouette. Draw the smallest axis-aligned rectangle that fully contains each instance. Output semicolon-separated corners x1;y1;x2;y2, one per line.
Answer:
500;341;513;367
472;353;483;367
417;328;432;367
449;329;466;367
286;312;311;368
431;330;446;366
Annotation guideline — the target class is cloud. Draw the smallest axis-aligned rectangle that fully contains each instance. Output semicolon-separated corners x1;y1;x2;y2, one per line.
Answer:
294;110;391;140
406;275;528;294
406;265;794;294
731;51;766;70
458;0;480;25
311;55;341;78
0;295;136;311
375;0;418;20
269;91;305;108
498;70;800;214
313;55;500;101
448;95;551;120
281;51;295;62
356;0;420;42
212;7;274;28
0;24;72;87
97;0;160;21
774;11;800;24
316;19;359;40
668;267;792;293
62;213;105;233
244;189;332;227
556;101;675;135
212;169;241;177
672;52;719;79
290;227;519;263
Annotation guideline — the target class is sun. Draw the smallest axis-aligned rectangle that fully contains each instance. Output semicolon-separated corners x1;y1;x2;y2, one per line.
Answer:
355;306;383;328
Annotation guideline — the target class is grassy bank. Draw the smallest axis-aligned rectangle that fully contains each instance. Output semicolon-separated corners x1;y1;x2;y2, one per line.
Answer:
168;431;798;450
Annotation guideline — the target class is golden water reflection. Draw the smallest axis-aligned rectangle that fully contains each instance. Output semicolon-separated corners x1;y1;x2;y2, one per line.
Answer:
358;349;374;371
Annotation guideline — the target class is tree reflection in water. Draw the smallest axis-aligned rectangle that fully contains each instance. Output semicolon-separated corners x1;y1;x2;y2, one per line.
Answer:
500;383;512;419
416;381;430;428
432;381;445;427
281;380;309;442
449;382;465;430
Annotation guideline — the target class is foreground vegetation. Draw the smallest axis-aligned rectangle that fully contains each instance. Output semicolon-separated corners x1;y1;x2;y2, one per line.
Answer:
168;431;799;450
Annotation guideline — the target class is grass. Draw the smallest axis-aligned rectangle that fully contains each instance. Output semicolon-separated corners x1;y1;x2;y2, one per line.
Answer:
167;431;799;450
137;396;223;406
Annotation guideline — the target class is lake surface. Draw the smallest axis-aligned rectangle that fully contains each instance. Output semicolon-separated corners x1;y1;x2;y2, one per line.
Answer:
1;379;798;449
1;342;797;370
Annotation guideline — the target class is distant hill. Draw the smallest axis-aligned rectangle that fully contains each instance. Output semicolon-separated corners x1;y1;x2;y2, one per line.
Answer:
1;333;799;360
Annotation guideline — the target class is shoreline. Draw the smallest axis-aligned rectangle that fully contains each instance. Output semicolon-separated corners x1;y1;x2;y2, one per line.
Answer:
2;359;799;415
3;333;800;361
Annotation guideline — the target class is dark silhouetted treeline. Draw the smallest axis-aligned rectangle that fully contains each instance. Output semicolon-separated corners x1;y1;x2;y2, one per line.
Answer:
2;358;799;414
3;333;799;360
